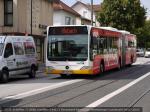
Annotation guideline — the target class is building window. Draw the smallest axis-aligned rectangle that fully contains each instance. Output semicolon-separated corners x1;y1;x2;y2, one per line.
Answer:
72;19;75;25
4;0;13;26
65;17;71;25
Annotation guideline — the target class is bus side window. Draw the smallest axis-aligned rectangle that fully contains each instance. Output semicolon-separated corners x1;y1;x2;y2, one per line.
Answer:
93;37;98;57
90;34;98;60
112;37;118;53
103;37;107;54
93;36;98;53
98;36;105;54
4;43;13;58
128;41;134;48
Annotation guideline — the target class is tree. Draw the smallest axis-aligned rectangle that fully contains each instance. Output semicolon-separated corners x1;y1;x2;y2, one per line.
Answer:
134;20;150;48
98;0;146;33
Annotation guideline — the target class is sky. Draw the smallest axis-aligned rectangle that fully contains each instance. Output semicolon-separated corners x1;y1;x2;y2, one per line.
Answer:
62;0;150;17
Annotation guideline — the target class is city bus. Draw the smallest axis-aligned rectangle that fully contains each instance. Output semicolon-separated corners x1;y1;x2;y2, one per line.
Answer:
46;25;136;77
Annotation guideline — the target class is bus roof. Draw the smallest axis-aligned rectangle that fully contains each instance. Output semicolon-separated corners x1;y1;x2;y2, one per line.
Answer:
99;27;118;32
118;30;130;34
47;25;121;33
48;25;90;28
47;25;135;36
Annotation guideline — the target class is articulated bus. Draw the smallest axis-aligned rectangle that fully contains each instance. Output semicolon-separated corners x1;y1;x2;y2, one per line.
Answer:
46;25;136;77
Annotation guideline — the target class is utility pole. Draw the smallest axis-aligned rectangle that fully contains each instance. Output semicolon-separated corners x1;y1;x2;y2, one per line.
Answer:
91;0;93;26
31;0;33;35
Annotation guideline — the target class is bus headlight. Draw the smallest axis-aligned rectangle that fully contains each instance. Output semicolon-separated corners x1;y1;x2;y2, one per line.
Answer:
80;66;92;70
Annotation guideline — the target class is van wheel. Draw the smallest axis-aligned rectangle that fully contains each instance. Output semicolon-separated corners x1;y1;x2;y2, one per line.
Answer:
1;70;9;83
29;67;36;78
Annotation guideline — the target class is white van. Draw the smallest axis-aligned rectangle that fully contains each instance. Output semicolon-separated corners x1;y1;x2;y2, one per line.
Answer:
0;36;38;83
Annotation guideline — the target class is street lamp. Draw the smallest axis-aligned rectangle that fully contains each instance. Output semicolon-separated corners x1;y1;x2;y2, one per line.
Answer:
91;0;93;26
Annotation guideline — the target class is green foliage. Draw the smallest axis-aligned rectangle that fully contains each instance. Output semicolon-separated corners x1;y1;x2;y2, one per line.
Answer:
98;0;146;33
134;20;150;48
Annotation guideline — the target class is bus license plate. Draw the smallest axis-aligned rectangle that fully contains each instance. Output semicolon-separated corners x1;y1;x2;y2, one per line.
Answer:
62;70;72;74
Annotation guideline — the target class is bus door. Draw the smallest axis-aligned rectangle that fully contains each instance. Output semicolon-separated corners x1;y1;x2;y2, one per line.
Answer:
107;38;118;68
121;35;126;67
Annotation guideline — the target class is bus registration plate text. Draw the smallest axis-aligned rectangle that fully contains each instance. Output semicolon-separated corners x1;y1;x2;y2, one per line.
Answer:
62;70;73;74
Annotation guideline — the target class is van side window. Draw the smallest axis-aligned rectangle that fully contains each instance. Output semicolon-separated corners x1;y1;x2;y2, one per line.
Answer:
24;42;35;54
4;43;13;58
13;42;24;55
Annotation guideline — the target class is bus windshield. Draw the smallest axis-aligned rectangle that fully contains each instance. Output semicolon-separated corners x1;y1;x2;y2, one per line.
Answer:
0;43;4;56
47;35;88;61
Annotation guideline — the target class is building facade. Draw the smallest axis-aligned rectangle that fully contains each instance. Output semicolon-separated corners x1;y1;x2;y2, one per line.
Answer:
53;0;81;26
0;0;54;62
72;1;100;26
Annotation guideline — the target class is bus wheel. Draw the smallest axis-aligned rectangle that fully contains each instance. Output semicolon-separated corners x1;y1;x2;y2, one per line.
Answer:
29;67;36;78
1;70;9;83
100;63;104;73
129;57;133;67
131;57;134;64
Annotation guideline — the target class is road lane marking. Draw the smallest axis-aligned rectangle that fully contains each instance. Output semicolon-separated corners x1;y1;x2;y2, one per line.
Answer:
0;79;83;103
86;72;150;107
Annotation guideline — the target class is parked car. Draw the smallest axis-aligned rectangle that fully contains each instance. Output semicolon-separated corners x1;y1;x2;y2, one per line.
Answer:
0;36;38;83
145;48;150;58
136;49;145;57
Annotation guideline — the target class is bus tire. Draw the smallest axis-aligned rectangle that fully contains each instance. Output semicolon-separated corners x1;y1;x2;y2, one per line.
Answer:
29;67;36;78
129;56;133;67
0;70;9;83
131;56;134;63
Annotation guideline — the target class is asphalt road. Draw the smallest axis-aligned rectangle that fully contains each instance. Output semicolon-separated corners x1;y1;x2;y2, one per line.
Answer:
0;57;150;112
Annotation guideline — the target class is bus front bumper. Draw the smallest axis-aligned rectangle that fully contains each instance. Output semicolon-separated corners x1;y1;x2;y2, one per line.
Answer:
45;69;93;75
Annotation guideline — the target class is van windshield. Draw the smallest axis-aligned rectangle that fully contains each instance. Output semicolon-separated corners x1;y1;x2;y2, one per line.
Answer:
0;43;4;56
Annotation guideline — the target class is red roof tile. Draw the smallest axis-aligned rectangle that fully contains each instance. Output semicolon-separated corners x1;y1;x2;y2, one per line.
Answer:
89;4;101;12
53;0;81;17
